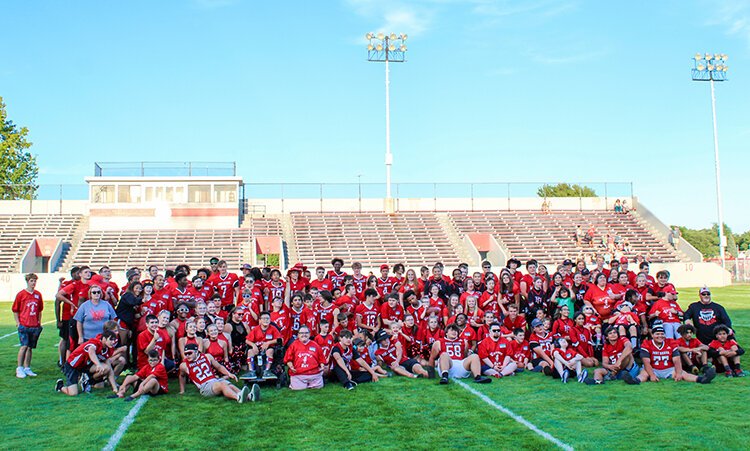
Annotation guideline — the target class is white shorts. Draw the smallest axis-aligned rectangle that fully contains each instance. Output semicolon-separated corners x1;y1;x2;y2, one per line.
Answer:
439;359;471;379
198;378;227;397
653;368;674;379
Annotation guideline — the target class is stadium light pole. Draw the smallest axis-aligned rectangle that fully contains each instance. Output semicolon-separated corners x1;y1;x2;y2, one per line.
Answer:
691;53;728;269
366;32;407;213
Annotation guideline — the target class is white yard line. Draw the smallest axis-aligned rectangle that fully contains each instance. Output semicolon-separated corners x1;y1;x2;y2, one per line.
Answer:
102;396;149;451
0;319;56;340
454;379;574;451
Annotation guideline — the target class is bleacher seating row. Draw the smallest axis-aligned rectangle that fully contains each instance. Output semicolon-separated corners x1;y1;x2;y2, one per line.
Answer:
0;214;83;272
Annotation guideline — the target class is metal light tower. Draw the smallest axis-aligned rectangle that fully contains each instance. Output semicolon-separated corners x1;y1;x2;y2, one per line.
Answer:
367;32;407;213
692;53;728;269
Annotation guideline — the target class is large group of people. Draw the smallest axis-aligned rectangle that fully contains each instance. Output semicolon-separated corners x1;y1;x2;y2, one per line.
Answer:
10;254;745;404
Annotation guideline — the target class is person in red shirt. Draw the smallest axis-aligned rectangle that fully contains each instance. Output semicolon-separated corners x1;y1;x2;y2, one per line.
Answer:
13;273;44;378
434;324;491;385
624;324;715;384
375;264;398;297
54;266;82;363
313;320;335;373
552;337;586;383
309;266;333;293
111;349;169;401
709;325;744;377
583;273;616;321
264;269;286;308
355;288;381;334
270;297;291;343
288;292;315;340
207;260;240;311
528;318;555;374
246;311;282;379
380;293;404;327
178;343;255;403
55;331;119;396
675;324;709;373
551;305;575;341
171;273;199;310
284;325;326;390
327;258;348;290
648;295;683;340
192;275;214;304
398;269;421;304
519;259;538;300
374;329;429;378
591;326;640;384
510;328;532;370
349;262;368;301
477;323;517;378
418;316;445;365
137;314;175;372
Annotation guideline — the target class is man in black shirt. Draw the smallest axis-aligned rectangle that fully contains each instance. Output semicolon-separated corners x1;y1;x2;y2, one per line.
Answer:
684;287;734;345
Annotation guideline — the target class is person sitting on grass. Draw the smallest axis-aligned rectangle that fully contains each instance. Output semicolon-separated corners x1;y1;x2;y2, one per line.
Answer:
284;326;326;390
675;324;710;374
622;324;716;384
55;330;119;396
435;324;491;385
552;337;587;383
373;329;430;379
477;322;518;378
571;311;599;368
529;318;555;376
13;273;44;379
589;326;640;384
709;325;745;378
110;349;168;401
510;328;533;371
246;311;282;379
330;330;380;390
178;343;257;403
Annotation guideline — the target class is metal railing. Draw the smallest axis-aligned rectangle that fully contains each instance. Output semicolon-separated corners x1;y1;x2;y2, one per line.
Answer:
93;161;237;177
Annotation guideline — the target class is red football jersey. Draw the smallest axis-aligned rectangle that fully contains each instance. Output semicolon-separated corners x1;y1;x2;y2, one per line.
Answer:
603;336;630;365
289;307;315;337
351;274;368;301
529;331;554;355
551;317;576;339
572;326;594;359
68;337;104;369
510;339;531;362
380;303;404;323
270;309;291;342
375;277;399;297
326;270;348;290
375;342;406;366
641;339;679;370
438;337;468;360
185;353;218;386
313;333;335;363
309;278;333;293
12;289;44;328
355;302;380;328
709;339;738;351
207;273;240;307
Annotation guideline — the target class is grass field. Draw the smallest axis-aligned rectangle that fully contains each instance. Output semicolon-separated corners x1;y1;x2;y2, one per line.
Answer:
2;286;749;450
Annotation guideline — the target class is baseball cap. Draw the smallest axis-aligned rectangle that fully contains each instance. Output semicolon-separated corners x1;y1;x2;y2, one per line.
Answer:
619;257;629;264
699;286;711;295
241;263;252;270
562;259;573;266
374;329;390;343
209;257;219;265
651;324;665;334
185;343;199;351
380;264;389;270
617;301;633;310
581;268;590;275
531;318;544;328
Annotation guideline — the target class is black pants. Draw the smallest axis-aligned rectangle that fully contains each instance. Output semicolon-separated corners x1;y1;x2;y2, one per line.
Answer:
332;365;372;385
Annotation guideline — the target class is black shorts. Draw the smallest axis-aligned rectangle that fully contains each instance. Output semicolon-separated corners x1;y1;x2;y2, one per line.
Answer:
62;362;84;386
531;357;545;367
59;320;70;340
401;358;419;373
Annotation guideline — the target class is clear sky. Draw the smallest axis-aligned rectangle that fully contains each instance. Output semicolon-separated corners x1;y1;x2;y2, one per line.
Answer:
2;0;749;231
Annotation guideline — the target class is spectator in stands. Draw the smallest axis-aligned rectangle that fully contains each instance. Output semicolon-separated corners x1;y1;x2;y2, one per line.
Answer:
668;226;681;250
541;198;550;214
13;273;44;379
622;199;631;213
74;285;117;343
614;199;623;213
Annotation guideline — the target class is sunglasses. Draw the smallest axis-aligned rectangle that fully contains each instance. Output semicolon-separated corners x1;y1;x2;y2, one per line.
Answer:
184;351;195;355
91;290;102;295
491;329;501;333
701;292;711;296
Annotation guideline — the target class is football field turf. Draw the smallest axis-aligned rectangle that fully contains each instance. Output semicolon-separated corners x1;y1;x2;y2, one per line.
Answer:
2;286;749;450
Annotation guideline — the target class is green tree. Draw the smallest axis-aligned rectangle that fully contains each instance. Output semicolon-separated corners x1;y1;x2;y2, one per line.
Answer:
735;230;750;252
537;183;597;197
679;224;738;259
0;96;38;200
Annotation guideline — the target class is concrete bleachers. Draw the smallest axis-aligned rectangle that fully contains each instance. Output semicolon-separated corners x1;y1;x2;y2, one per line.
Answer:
292;212;461;268
448;210;680;264
69;229;253;271
240;216;282;236
0;214;83;272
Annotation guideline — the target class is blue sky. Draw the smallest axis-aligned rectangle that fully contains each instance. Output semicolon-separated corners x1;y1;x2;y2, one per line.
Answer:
2;0;749;231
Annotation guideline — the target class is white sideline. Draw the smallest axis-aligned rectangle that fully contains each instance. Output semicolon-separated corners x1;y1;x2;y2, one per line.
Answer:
454;379;574;451
0;320;56;340
102;396;149;451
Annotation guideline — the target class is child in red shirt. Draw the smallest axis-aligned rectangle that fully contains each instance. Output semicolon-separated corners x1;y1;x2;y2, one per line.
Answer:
709;325;743;377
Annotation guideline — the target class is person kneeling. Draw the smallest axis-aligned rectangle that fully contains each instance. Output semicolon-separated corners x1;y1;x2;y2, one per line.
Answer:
179;343;258;403
623;324;715;385
55;330;119;396
110;349;168;401
435;324;491;385
284;326;326;390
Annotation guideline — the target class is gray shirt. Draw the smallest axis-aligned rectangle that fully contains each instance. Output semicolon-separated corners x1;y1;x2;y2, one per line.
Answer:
73;300;117;340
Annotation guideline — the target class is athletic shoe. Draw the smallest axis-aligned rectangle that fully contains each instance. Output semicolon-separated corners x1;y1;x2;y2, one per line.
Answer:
439;375;449;385
55;379;64;392
238;385;249;404
80;373;91;393
262;369;277;380
249;383;260;402
345;381;356;390
23;367;37;377
577;369;589;383
107;394;120;399
124;396;134;402
583;377;602;385
542;366;553;377
734;369;745;377
474;375;492;384
725;371;733;378
622;371;640;385
698;367;716;384
16;367;26;379
561;369;569;384
690;366;700;375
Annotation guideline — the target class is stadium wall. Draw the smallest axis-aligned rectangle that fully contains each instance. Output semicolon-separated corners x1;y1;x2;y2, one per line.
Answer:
0;262;731;302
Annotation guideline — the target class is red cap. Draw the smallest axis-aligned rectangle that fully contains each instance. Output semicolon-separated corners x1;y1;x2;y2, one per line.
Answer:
619;257;628;264
380;264;389;270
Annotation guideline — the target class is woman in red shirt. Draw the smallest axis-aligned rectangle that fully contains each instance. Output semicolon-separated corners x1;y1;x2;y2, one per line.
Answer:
583;273;616;321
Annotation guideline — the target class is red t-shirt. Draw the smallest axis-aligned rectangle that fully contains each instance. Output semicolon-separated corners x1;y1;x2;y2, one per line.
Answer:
502;315;527;333
270;309;291;342
510;339;531;362
313;333;335;363
247;325;282;346
649;299;683;323
572;326;594;358
584;284;615;319
284;339;325;375
551;317;575;339
380;303;404;323
477;337;512;364
641;339;679;370
709;339;738;351
136;329;171;369
207;273;240;307
553;347;579;362
68;337;104;369
135;362;169;392
309;278;333;293
12;289;44;327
